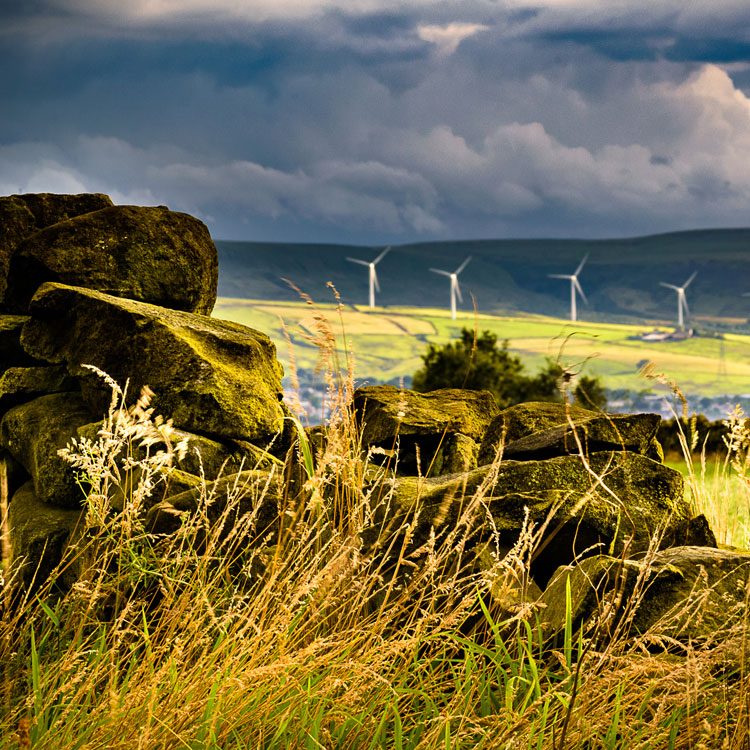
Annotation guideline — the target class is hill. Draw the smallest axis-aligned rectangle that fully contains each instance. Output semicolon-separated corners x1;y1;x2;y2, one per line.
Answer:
217;228;750;326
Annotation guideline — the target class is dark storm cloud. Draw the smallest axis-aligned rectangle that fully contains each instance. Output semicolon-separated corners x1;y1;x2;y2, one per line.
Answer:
3;1;750;243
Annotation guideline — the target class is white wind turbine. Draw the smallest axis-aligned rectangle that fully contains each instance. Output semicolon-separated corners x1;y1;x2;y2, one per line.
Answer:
346;246;391;308
549;254;589;322
429;256;472;320
660;271;697;331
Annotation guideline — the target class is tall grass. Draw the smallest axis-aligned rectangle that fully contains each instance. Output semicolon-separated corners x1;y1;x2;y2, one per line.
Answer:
0;310;748;748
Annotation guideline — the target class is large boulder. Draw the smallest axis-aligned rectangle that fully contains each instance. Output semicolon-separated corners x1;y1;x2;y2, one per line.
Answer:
373;451;706;586
0;193;113;307
354;385;498;475
540;546;750;641
479;402;663;464
6;205;218;315
21;283;286;444
8;481;83;590
0;393;98;507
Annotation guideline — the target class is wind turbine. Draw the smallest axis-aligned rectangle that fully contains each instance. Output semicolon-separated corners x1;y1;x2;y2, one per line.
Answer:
430;256;471;320
549;254;588;322
346;246;390;308
660;271;696;331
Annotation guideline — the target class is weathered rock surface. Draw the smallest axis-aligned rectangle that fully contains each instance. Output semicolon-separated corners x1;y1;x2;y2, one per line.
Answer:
0;366;77;412
146;469;282;536
0;193;113;307
479;402;663;464
375;451;702;586
540;546;750;641
21;283;286;443
0;316;38;369
354;385;498;475
6;205;218;314
1;393;97;507
8;481;83;589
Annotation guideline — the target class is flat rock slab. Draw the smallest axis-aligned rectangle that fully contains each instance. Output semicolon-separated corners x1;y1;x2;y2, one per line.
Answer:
541;546;750;641
22;283;286;444
0;393;98;507
6;204;218;314
0;193;113;307
378;451;699;586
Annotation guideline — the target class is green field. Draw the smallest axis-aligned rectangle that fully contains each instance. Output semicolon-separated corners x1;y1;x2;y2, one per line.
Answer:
214;297;750;397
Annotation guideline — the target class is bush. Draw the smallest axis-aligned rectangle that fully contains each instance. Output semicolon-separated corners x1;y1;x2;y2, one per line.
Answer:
413;328;607;410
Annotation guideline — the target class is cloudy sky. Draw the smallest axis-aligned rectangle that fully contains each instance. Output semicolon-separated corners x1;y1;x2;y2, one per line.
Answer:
3;1;750;243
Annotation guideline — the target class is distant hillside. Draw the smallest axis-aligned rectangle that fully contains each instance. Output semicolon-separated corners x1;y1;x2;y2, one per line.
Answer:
216;229;750;326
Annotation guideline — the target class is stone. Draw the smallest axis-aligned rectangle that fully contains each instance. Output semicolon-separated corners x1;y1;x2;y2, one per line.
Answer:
0;393;98;507
146;469;282;536
0;316;38;369
487;412;662;464
0;193;113;308
6;204;218;315
478;402;663;464
22;283;286;444
373;451;693;587
540;546;750;641
0;366;77;413
354;385;498;475
8;481;83;590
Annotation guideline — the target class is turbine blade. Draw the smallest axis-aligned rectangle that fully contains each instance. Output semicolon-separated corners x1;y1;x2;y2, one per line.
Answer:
575;253;589;276
430;268;452;277
454;278;463;304
574;278;588;305
660;282;680;291
373;246;391;265
347;257;370;267
683;271;697;289
455;256;472;275
682;294;690;318
373;269;381;293
549;274;572;280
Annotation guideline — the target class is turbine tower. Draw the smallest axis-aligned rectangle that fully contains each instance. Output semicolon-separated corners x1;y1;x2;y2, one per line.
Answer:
660;271;696;331
430;256;471;320
346;246;390;308
549;254;589;322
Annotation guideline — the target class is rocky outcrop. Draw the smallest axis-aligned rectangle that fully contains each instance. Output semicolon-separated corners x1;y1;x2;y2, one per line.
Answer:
5;205;218;315
0;193;113;307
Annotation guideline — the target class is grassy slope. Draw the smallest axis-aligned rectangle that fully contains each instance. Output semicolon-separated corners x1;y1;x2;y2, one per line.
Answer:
214;298;750;397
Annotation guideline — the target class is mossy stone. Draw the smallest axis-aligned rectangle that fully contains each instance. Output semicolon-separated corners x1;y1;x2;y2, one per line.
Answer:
146;469;282;536
6;204;218;314
540;546;750;641
0;193;113;309
0;365;77;413
0;315;38;369
8;481;84;590
354;385;497;475
22;283;285;443
483;412;662;464
375;451;691;587
0;393;98;507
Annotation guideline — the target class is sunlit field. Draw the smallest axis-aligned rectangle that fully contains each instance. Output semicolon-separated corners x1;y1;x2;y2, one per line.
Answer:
214;298;750;395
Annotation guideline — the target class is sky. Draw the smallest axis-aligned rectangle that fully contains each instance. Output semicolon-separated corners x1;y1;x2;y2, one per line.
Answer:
3;1;750;244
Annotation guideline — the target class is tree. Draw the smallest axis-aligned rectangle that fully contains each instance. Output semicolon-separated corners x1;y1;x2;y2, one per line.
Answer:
412;328;607;410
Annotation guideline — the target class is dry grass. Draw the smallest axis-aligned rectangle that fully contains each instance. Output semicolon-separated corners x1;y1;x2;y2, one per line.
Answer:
0;310;748;749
